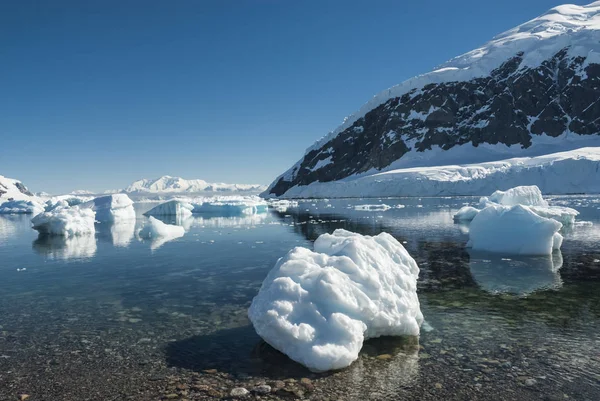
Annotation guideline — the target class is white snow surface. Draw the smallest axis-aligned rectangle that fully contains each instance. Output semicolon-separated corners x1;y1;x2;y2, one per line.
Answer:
81;194;135;222
453;206;481;221
144;200;194;217
248;229;423;372
466;204;563;255
31;206;96;237
0;200;44;215
488;186;548;207
276;147;600;198
125;175;266;194
191;196;268;216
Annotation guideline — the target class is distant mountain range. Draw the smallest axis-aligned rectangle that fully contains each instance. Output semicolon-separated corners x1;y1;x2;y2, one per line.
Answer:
123;176;266;194
265;2;600;197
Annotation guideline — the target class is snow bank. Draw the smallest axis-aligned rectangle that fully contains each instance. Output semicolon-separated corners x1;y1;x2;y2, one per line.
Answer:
0;200;44;215
275;147;600;198
82;194;135;222
466;205;563;255
248;229;423;372
31;206;96;237
138;216;184;250
144;200;194;217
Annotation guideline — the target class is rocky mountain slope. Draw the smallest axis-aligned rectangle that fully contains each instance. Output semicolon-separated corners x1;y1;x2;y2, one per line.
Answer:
0;175;39;202
266;2;600;197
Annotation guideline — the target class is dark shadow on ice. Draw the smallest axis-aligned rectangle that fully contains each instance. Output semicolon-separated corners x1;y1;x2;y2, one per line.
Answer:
165;325;420;381
468;250;563;296
32;234;97;260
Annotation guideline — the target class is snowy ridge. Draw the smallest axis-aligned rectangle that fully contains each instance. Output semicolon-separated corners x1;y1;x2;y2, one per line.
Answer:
268;2;600;196
305;1;600;156
125;175;266;194
0;175;39;202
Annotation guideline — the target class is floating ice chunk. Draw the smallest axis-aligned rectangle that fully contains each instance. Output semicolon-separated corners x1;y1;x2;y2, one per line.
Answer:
248;229;423;372
469;251;563;295
144;200;194;217
192;199;268;216
138;216;184;250
528;205;579;226
467;205;562;255
268;199;299;213
82;194;135;222
488;186;549;207
31;206;96;237
453;206;480;221
0;200;44;215
352;204;392;211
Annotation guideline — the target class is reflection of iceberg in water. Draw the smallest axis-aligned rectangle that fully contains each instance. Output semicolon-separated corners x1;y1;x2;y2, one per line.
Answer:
96;220;136;247
190;213;268;228
0;216;18;241
468;250;563;296
33;234;97;260
150;214;194;231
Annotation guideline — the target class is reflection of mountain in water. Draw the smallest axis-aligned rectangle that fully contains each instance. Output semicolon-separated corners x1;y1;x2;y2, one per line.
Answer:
33;234;97;260
468;250;563;296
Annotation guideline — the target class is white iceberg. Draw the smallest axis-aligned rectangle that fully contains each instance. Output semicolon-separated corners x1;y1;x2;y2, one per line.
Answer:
248;229;423;372
488;185;548;207
453;185;579;226
453;206;480;221
31;206;96;237
0;200;44;215
466;204;563;255
138;216;184;250
82;194;135;222
144;200;194;217
192;199;268;216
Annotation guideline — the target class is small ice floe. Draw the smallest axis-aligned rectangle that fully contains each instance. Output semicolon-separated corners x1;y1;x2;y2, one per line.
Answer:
248;229;422;372
16;268;26;272
138;217;184;250
353;204;392;211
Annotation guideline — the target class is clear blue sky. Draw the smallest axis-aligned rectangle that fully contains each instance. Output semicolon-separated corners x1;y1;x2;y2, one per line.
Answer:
0;0;586;194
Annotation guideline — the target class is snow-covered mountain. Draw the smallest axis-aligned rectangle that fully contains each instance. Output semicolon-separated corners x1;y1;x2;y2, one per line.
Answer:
266;2;600;197
124;176;266;194
0;175;39;202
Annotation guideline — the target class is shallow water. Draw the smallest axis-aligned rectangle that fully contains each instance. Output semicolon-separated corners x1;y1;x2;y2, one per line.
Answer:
1;197;599;400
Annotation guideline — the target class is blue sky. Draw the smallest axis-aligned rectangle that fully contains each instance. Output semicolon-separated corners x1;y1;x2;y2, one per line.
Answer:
0;0;586;194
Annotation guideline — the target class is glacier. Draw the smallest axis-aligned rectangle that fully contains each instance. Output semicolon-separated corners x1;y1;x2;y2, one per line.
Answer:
271;147;600;198
248;229;423;372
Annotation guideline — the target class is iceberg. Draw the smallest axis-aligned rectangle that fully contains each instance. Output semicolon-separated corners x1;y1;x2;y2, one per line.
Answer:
31;206;96;237
352;204;392;211
82;194;135;222
0;200;44;215
466;204;563;255
138;216;185;250
192;199;268;216
248;229;423;372
453;185;579;226
144;200;194;217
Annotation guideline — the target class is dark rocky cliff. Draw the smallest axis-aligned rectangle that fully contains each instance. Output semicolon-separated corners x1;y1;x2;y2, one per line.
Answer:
268;49;600;197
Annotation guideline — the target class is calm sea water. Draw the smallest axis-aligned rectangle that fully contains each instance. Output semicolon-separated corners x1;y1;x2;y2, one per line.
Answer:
1;197;599;400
